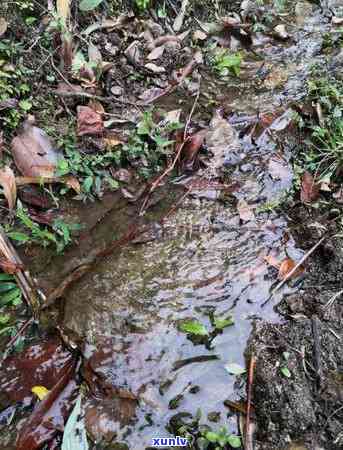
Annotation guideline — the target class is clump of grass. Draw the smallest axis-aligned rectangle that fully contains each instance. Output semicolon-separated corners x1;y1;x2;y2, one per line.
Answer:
302;75;343;182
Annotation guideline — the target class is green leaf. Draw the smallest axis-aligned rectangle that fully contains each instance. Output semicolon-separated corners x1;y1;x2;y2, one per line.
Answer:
205;431;219;443
280;367;291;378
62;396;89;450
227;435;241;448
0;274;14;281
224;363;246;376
7;232;30;242
83;176;93;192
0;314;10;325
79;0;104;11
0;282;17;293
179;320;208;336
19;99;32;111
0;287;21;307
214;316;234;330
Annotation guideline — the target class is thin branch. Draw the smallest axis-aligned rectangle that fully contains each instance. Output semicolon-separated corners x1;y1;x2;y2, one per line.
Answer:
262;235;327;307
245;354;256;450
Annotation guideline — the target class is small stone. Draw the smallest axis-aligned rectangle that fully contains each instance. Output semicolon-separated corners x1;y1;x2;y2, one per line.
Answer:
274;24;289;40
111;86;123;96
332;16;343;25
193;30;207;41
145;63;166;73
112;169;131;183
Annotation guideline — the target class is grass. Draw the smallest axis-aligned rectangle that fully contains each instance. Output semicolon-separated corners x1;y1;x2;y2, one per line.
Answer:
301;75;343;183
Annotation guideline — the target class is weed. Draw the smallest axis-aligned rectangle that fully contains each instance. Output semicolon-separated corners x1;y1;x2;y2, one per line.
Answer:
7;207;82;254
135;0;150;10
0;273;22;337
55;130;120;200
212;50;242;77
120;111;183;178
301;76;343;182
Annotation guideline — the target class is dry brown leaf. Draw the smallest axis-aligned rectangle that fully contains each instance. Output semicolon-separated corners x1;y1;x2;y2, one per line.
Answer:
181;130;207;171
11;119;59;177
237;199;255;222
104;134;124;148
64;176;81;194
264;255;281;270
278;258;304;280
147;45;165;61
89;100;105;115
0;17;8;37
57;0;70;23
300;171;320;203
0;256;23;274
0;166;17;210
77;106;104;137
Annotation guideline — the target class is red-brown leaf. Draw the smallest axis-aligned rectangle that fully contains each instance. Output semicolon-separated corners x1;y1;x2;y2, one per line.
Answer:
16;361;78;450
0;166;16;209
181;130;207;171
0;257;23;274
77;106;104;137
300;171;320;203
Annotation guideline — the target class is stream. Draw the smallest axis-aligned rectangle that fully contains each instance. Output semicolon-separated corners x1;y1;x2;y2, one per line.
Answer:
0;0;341;449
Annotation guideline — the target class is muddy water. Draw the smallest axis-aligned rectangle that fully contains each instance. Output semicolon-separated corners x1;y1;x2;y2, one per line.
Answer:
3;1;336;448
55;119;303;449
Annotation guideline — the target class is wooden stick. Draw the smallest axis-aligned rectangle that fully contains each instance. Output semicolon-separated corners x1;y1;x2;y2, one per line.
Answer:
245;354;256;450
262;235;326;307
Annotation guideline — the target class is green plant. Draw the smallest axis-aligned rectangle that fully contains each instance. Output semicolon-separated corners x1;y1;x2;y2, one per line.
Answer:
55;131;120;200
199;426;241;449
0;273;22;337
301;76;343;182
212;50;242;77
121;111;182;178
135;0;150;10
10;207;81;254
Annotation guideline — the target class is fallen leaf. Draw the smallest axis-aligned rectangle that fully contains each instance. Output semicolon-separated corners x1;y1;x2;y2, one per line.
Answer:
224;363;246;375
0;17;8;37
0;257;23;274
181;129;207;171
16;361;78;450
147;45;165;61
83;19;117;35
64;176;81;194
88;100;105;115
0;166;16;210
11;118;60;177
28;208;58;226
104;134;124;148
62;396;89;450
32;386;50;401
193;30;207;41
56;82;84;94
280;367;291;378
237;199;255;222
77;106;104;136
57;0;70;23
300;171;320;203
268;157;292;184
278;257;304;280
112;169;131;183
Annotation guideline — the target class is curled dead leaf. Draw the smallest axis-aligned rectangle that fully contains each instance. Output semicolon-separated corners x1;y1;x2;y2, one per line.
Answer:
265;255;304;280
278;258;304;281
77;106;104;137
0;256;23;274
0;166;17;210
11;119;60;177
237;199;255;222
300;171;320;203
0;17;8;37
181;130;207;171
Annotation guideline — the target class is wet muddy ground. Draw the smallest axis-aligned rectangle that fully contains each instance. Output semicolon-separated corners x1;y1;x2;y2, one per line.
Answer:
0;0;343;449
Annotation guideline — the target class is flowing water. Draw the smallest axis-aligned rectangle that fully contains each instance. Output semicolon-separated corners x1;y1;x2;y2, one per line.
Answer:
0;1;338;448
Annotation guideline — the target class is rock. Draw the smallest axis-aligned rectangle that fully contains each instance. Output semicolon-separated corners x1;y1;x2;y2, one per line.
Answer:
274;24;289;40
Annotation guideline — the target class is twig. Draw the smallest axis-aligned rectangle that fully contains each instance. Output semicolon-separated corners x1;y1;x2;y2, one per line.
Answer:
0;317;35;364
50;90;143;107
0;228;43;317
245;354;256;450
324;288;343;310
311;316;322;389
262;235;327;307
139;86;201;215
